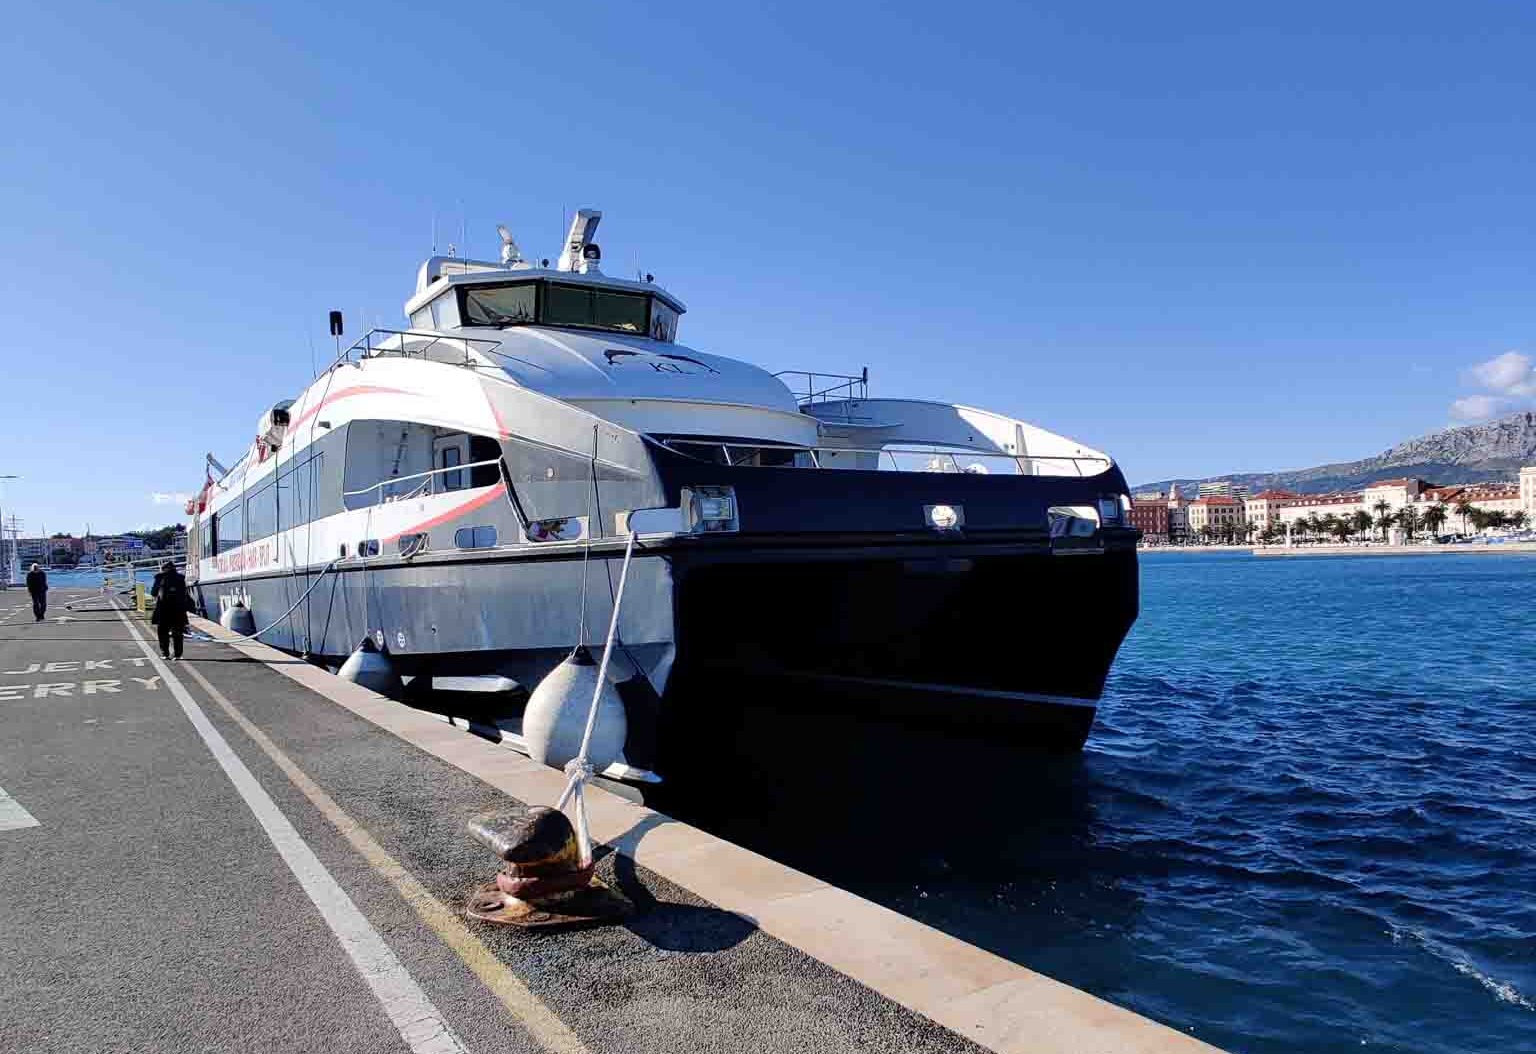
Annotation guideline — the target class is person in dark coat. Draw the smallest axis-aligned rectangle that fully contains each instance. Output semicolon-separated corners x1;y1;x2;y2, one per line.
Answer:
25;563;47;621
150;561;190;660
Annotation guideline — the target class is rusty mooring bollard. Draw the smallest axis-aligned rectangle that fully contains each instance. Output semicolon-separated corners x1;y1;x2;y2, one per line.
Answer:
464;805;632;929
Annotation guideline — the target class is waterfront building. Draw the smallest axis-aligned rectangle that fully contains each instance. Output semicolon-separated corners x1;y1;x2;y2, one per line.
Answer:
1186;494;1244;537
90;535;147;560
1277;493;1363;527
1128;493;1172;543
1166;486;1189;542
1245;490;1298;533
1197;480;1249;501
1360;478;1426;512
1418;483;1524;531
1137;465;1536;546
17;535;86;565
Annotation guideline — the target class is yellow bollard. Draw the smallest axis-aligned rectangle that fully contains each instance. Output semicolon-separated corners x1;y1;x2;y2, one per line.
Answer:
134;582;146;615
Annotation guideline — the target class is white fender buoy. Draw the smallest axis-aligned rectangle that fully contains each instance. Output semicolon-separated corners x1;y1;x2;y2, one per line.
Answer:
220;604;255;636
338;636;403;696
522;645;627;772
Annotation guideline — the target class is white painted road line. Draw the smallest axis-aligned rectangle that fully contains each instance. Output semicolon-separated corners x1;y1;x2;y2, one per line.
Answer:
108;603;473;1054
0;784;41;832
180;662;589;1054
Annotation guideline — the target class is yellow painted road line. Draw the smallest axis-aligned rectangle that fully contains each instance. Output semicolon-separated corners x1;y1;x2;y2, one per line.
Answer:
108;605;473;1054
178;661;589;1054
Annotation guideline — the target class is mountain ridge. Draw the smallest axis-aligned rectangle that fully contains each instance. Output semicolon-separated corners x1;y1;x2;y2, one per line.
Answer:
1134;411;1536;496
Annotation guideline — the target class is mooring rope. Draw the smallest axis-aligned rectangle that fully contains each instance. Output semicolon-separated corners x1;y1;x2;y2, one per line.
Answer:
554;529;637;866
208;560;342;643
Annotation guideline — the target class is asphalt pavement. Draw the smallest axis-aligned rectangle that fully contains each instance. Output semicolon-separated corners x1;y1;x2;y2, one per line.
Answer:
0;588;983;1054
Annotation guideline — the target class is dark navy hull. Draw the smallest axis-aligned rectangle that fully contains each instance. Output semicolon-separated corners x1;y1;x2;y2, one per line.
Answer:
665;541;1136;751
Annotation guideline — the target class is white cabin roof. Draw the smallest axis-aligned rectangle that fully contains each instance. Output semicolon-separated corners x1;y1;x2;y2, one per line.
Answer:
459;324;802;416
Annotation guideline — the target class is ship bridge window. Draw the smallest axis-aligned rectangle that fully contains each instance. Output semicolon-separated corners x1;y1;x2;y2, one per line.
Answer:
659;436;802;467
457;280;672;340
461;283;535;327
650;301;678;342
543;284;647;333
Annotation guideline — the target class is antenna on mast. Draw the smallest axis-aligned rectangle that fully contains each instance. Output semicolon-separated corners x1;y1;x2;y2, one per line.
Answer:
557;209;602;272
496;224;523;267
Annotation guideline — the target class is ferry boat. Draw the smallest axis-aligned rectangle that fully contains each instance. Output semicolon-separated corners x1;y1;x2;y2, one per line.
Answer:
185;211;1139;777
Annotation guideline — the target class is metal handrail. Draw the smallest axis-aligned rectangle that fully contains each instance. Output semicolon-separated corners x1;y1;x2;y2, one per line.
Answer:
342;328;506;368
342;457;503;499
774;368;868;404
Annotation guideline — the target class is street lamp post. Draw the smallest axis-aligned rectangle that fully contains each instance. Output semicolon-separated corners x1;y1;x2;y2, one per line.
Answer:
0;475;18;587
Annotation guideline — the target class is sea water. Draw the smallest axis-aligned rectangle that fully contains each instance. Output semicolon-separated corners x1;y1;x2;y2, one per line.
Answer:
1068;551;1535;1052
669;551;1535;1054
32;568;159;587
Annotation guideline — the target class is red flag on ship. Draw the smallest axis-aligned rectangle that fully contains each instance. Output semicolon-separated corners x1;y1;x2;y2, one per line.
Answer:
184;468;213;516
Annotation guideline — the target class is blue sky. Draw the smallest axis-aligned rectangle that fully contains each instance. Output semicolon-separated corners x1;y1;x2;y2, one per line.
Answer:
3;2;1534;532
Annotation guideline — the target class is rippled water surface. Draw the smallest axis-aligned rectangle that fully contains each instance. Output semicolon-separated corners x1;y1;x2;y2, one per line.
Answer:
667;552;1536;1054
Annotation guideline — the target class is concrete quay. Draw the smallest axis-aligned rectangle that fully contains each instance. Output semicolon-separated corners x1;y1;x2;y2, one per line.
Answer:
1252;541;1536;557
0;590;1220;1054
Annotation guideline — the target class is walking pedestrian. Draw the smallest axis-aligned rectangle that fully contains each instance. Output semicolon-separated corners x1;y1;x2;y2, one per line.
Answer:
150;560;189;660
25;563;47;622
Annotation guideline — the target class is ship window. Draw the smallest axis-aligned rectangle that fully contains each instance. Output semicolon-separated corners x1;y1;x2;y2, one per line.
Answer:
659;437;803;467
470;436;501;487
245;481;277;541
543;284;647;333
457;280;670;338
438;446;463;491
650;301;678;342
454;525;497;549
214;503;242;553
462;283;536;327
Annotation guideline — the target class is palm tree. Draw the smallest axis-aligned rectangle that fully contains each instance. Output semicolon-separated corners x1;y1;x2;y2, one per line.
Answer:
1372;500;1392;541
1332;515;1353;543
1351;509;1373;541
1455;499;1474;535
1422;502;1448;538
1396;505;1420;541
1513;511;1529;530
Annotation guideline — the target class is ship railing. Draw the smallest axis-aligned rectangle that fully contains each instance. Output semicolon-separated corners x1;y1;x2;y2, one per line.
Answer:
774;368;868;407
334;328;561;382
336;328;506;369
342;457;504;505
655;438;1111;477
